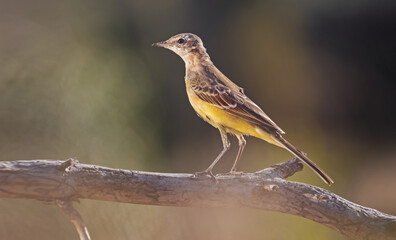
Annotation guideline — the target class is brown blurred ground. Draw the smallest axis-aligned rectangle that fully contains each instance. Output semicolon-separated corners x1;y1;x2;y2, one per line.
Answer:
0;1;395;239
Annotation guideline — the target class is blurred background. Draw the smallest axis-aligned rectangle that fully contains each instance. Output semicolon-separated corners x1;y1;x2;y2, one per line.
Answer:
0;0;395;239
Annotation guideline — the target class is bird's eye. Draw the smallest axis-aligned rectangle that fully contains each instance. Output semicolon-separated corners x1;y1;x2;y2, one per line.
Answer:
177;38;185;44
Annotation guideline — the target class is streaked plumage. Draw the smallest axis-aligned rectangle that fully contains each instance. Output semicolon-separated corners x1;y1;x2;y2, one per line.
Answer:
153;33;334;185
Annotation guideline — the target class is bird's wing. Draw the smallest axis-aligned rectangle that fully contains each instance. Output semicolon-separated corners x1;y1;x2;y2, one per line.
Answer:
190;78;285;134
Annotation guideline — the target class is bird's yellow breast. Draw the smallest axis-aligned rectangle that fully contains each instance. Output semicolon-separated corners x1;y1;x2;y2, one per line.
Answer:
186;84;264;136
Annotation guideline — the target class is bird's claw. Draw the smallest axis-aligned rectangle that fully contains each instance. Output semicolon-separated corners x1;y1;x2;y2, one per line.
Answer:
228;170;244;175
193;170;218;183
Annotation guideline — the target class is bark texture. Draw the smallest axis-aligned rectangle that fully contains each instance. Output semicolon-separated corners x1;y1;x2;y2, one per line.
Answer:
0;158;395;240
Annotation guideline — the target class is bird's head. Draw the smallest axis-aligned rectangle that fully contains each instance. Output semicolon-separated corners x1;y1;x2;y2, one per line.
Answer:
153;33;209;62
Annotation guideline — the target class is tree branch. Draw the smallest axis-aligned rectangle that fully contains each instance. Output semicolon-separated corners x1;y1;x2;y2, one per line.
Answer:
57;200;91;240
0;158;395;240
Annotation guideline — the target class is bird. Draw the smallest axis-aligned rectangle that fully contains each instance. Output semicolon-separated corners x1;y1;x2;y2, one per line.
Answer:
153;33;334;185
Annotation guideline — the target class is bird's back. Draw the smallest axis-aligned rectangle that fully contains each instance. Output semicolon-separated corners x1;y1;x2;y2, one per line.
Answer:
186;63;284;133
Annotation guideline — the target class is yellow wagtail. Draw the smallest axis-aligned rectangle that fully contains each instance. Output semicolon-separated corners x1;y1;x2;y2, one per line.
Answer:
153;33;334;185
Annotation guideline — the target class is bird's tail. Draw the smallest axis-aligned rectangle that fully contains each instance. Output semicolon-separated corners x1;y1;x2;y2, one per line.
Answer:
272;133;334;186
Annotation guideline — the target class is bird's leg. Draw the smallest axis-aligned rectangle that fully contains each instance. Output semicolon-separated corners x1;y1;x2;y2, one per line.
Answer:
229;135;246;174
194;129;230;180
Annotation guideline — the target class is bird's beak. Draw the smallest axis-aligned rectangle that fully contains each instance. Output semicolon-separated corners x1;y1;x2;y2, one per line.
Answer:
152;41;168;48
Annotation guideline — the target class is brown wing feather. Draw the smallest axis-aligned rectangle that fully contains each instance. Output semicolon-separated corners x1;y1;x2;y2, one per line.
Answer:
190;78;284;134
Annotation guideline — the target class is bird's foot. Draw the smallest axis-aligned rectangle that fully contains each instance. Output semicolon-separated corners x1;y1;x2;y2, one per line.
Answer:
228;170;244;175
193;170;218;183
